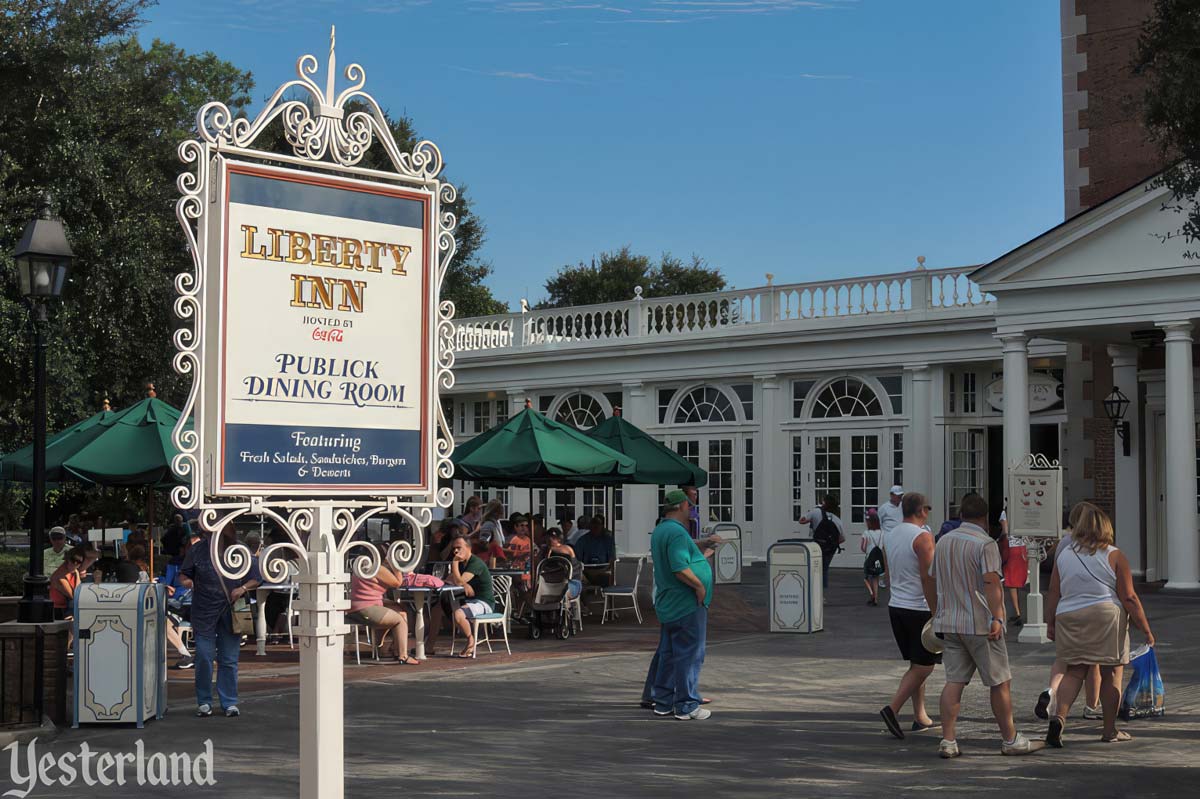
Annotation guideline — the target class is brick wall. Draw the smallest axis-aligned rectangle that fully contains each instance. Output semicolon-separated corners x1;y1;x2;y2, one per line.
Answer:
0;622;70;728
1083;417;1116;518
1062;0;1166;217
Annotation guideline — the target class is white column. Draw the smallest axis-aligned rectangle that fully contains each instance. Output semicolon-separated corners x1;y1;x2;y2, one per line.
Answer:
757;375;788;560
622;382;656;557
906;365;933;497
299;504;349;799
1159;322;1200;589
1000;335;1031;472
1108;344;1143;575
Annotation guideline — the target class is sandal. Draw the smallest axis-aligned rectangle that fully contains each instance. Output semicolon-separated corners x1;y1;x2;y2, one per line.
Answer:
454;639;475;658
1101;730;1133;743
397;655;420;665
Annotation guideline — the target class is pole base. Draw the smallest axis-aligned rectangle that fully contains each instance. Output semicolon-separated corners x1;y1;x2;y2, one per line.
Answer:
18;574;54;624
1017;622;1050;644
1161;580;1200;592
16;595;55;625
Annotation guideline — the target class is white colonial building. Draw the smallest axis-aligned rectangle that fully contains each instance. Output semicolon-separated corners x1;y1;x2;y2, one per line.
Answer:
446;176;1200;590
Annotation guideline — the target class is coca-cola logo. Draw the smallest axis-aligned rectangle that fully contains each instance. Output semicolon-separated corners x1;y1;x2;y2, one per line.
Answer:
311;327;345;343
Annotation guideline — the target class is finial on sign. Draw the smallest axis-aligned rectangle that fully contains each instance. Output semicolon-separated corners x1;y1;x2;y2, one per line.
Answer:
327;25;337;103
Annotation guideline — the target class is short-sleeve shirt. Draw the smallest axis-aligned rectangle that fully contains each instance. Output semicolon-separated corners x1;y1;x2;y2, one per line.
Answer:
651;518;713;624
43;546;66;576
930;521;1002;636
181;539;262;636
876;502;904;535
460;555;495;611
575;532;615;565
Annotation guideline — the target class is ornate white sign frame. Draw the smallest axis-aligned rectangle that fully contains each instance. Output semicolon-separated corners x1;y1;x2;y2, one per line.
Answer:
170;31;457;799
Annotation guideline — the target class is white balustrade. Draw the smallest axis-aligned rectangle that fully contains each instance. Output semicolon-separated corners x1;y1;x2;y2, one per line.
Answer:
452;268;993;354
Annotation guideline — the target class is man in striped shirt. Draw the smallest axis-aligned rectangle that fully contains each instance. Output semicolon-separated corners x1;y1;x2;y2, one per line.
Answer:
928;494;1038;758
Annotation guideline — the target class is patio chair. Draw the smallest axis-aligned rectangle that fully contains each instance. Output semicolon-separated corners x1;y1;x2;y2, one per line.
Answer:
345;611;383;665
451;575;512;658
602;556;645;624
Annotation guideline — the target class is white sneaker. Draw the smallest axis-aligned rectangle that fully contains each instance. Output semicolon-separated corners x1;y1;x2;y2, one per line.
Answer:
1083;705;1103;720
196;704;212;718
674;707;712;720
1001;732;1041;756
939;739;961;758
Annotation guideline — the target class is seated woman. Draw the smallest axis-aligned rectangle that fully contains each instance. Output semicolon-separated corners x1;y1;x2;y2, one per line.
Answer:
50;547;86;621
427;536;495;658
504;515;533;581
348;544;419;665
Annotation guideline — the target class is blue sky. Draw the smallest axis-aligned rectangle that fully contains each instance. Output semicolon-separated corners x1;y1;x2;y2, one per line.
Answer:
142;0;1063;310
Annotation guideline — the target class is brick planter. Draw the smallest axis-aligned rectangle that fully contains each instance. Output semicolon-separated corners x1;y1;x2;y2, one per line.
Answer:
0;621;71;728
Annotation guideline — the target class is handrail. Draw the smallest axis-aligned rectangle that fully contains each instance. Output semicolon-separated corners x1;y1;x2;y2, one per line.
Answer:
453;267;993;353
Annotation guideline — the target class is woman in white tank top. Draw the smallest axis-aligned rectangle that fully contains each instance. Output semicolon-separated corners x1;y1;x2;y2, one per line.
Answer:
1044;502;1154;746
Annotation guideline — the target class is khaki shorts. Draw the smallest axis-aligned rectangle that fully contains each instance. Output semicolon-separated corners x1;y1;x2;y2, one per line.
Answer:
942;633;1012;687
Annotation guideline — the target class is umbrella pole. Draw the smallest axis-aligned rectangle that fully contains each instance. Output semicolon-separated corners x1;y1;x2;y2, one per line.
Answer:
147;486;155;576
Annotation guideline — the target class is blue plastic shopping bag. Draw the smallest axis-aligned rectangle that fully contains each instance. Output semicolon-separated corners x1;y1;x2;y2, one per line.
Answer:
1120;644;1165;720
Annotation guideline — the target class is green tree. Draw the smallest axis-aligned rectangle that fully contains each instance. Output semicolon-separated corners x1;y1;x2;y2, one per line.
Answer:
1136;0;1200;250
1;0;505;464
538;246;726;308
1;0;253;456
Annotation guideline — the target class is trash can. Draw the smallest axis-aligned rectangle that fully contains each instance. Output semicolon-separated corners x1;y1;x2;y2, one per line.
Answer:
710;523;742;585
767;539;823;633
73;582;167;727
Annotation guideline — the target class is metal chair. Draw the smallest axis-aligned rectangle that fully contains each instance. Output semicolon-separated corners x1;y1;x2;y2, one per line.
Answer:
345;611;381;665
602;556;645;624
452;575;512;658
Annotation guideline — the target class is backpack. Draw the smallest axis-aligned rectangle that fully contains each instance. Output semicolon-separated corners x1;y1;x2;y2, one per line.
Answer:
863;545;885;577
812;510;842;552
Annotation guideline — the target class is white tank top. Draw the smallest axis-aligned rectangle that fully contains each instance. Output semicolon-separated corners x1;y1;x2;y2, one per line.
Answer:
886;522;930;611
1055;542;1120;615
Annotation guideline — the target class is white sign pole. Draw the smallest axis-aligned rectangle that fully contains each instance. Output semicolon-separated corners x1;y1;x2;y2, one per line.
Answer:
171;29;457;798
1017;539;1050;645
299;504;347;799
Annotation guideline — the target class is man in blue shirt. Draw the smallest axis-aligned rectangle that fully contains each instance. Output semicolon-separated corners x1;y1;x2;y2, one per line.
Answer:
641;490;715;720
180;527;261;718
575;515;616;588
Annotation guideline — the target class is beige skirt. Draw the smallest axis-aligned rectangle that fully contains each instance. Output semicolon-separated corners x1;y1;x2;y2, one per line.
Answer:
1055;602;1130;666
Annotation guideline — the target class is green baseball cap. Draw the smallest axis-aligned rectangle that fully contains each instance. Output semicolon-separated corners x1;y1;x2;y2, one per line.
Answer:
664;488;689;504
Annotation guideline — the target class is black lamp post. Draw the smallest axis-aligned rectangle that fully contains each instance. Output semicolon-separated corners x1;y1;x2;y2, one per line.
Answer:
11;197;74;624
1103;386;1131;458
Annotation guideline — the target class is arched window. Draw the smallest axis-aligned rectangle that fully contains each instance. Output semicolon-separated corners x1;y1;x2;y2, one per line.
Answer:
674;386;738;424
554;392;606;430
810;378;884;418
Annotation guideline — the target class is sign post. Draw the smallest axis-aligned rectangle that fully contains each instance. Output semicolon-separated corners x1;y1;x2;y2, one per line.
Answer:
171;30;457;799
1007;454;1063;645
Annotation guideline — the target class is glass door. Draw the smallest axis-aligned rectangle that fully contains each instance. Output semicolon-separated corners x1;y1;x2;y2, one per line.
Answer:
669;437;739;528
801;431;882;563
948;427;987;519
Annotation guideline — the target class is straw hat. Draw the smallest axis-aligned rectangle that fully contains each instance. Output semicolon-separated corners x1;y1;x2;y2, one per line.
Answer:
921;619;943;655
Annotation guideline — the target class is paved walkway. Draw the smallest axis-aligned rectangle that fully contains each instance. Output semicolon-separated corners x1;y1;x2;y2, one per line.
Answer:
7;569;1198;797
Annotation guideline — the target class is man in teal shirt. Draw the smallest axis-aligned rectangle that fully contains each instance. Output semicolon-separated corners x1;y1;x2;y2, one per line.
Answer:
643;489;715;720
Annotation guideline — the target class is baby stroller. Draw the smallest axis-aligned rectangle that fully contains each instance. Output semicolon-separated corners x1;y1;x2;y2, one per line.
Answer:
529;556;580;640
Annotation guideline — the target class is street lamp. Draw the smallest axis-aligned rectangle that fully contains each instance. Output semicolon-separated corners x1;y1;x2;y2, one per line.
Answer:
1103;386;1131;458
10;196;74;624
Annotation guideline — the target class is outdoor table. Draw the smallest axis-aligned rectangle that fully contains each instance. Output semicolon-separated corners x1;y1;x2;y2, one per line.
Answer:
254;582;297;656
392;584;464;659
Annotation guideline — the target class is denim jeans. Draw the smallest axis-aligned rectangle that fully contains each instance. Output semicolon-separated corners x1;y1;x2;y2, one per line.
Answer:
821;548;835;590
651;605;707;715
194;610;240;709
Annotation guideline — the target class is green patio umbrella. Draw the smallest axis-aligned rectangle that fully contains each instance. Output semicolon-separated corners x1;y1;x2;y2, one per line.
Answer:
60;396;189;487
452;404;636;486
584;410;707;488
0;404;118;484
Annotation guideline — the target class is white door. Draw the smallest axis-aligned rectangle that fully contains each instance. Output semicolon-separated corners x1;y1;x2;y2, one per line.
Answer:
947;426;987;519
804;430;883;566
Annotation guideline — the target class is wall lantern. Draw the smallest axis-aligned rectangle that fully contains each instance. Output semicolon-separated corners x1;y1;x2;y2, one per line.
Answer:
1103;386;1131;457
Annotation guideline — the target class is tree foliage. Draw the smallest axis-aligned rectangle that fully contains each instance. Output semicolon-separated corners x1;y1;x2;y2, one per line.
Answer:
538;246;726;309
1136;0;1200;248
0;0;503;461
